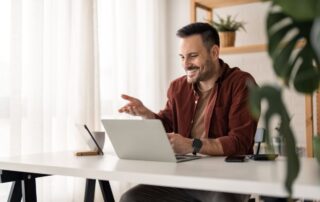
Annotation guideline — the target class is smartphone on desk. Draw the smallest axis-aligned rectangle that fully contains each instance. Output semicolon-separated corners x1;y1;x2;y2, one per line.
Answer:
225;155;247;162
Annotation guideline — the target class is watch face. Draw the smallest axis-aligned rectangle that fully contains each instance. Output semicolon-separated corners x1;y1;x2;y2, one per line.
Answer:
192;138;203;151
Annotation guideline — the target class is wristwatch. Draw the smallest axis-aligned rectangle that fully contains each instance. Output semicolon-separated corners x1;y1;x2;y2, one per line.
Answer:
192;138;203;155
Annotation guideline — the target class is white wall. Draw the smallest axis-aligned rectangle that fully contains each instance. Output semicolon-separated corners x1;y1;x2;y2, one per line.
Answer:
165;0;189;84
165;1;307;149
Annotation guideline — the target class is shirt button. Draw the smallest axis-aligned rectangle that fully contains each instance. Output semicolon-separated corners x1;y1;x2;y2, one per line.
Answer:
195;100;198;104
191;120;194;124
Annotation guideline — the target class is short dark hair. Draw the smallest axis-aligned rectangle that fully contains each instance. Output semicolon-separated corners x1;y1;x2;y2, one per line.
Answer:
176;22;220;50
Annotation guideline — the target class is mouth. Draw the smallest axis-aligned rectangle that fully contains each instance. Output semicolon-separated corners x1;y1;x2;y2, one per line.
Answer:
186;68;199;78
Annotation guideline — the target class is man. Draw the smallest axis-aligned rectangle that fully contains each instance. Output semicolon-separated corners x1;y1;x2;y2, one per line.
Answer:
118;22;258;202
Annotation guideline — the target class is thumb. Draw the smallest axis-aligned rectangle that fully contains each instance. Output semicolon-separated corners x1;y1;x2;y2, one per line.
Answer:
121;94;137;102
167;132;174;139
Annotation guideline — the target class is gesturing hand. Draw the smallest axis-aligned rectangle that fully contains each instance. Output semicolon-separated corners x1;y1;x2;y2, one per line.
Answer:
118;94;155;119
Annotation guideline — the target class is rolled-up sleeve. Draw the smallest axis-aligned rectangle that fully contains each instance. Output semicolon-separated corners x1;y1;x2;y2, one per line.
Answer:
218;75;259;155
155;82;175;133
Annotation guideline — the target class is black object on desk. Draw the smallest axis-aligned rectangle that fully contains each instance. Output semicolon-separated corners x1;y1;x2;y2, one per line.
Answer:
225;155;247;162
250;154;278;161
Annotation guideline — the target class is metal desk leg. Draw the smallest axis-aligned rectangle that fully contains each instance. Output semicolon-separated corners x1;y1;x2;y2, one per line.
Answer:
99;180;114;202
22;177;37;202
8;181;22;202
84;179;96;202
1;170;47;202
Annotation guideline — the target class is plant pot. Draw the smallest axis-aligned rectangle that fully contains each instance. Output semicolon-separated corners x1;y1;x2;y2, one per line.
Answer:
219;31;235;47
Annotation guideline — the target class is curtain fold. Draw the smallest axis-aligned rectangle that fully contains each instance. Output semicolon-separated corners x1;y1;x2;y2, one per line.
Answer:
97;0;168;159
0;0;168;200
98;0;167;120
1;0;101;201
97;0;167;200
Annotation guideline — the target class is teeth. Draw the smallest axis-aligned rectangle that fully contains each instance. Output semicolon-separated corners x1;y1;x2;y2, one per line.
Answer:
186;69;198;76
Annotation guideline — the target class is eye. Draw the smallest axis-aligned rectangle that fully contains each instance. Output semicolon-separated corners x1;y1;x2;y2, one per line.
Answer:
190;54;198;58
180;55;185;61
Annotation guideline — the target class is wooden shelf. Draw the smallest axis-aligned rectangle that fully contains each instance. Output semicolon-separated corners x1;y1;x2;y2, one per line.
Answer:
220;44;265;54
194;0;260;9
220;40;305;55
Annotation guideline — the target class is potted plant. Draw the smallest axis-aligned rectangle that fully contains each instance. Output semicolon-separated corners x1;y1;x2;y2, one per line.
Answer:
249;0;320;198
207;14;246;47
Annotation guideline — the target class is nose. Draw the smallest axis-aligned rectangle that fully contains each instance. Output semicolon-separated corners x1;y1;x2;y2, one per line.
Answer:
182;58;191;69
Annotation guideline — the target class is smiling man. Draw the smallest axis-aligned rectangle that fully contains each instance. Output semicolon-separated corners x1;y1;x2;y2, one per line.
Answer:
118;22;259;202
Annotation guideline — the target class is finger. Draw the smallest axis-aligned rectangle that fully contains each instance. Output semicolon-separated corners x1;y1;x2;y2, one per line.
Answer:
167;133;174;140
120;107;129;114
121;94;137;102
118;107;125;113
118;103;135;113
131;106;139;116
124;106;132;115
118;106;131;113
118;106;133;115
129;106;139;116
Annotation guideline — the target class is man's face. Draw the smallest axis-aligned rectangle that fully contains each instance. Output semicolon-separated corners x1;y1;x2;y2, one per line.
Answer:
179;34;216;84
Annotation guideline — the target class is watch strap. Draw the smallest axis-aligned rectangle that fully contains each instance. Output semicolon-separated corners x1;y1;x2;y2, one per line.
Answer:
192;138;203;155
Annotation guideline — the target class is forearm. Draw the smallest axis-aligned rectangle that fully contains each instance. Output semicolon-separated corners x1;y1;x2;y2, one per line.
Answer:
170;136;225;156
142;110;156;119
200;138;224;156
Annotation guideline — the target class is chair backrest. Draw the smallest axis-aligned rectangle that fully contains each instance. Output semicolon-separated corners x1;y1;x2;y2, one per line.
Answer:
254;128;265;155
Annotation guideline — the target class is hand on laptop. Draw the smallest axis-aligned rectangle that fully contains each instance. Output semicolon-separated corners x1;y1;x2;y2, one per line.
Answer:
119;94;155;119
167;133;193;155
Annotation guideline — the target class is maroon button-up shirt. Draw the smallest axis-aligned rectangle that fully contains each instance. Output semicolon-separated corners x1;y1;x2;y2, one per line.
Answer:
155;59;259;156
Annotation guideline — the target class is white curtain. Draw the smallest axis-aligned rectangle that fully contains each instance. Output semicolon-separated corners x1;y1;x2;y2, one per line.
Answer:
0;0;101;201
0;0;168;200
98;0;167;120
97;0;167;200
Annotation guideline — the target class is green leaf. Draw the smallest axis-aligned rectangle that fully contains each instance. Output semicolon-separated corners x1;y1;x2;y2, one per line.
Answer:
266;9;295;59
267;11;287;33
208;14;245;32
311;17;320;63
272;0;320;21
293;70;319;93
314;136;320;164
268;23;295;58
259;1;320;199
273;36;299;84
248;83;261;119
266;4;320;93
249;85;300;197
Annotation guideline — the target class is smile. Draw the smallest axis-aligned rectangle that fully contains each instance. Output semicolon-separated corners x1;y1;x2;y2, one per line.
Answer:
186;69;199;77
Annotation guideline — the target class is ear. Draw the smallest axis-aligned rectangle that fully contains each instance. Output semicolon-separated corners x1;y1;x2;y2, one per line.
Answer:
210;45;219;60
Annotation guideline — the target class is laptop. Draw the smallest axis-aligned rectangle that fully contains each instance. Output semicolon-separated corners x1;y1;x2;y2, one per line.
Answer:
101;119;201;163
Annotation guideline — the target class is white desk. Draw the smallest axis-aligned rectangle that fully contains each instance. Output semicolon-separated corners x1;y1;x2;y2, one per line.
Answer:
1;151;320;201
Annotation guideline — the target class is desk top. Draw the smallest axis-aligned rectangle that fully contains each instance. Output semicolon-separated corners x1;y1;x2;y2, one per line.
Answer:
0;151;320;200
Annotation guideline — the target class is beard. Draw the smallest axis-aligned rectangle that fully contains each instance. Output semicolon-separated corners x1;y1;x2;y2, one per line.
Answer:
185;59;214;84
186;65;200;83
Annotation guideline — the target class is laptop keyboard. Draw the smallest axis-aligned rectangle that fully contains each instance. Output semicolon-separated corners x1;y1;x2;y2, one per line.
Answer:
175;156;187;160
175;155;196;160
